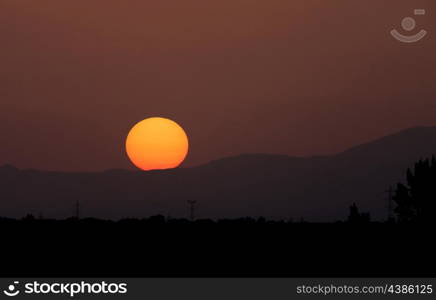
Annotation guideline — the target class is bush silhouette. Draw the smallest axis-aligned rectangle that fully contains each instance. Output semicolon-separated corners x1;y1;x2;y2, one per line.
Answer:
348;203;370;223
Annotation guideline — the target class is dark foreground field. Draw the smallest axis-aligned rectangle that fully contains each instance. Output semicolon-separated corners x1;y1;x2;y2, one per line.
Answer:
0;218;433;277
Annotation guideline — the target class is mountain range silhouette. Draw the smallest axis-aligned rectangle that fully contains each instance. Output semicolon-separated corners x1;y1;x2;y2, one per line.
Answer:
1;126;436;221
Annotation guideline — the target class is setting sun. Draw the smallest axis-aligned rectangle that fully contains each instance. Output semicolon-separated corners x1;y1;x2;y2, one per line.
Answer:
126;117;189;171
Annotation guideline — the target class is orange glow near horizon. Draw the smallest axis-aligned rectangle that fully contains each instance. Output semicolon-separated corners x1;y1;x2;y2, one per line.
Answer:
126;117;189;171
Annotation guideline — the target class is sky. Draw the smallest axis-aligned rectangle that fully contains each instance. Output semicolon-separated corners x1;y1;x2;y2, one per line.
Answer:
1;0;436;171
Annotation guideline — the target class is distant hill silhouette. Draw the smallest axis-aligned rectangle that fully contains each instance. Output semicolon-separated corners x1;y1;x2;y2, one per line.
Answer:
1;126;436;221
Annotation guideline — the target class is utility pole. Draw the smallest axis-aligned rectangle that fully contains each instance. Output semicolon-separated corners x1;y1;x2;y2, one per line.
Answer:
187;200;197;221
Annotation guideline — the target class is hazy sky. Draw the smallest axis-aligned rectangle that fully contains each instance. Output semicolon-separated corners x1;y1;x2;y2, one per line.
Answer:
1;0;435;171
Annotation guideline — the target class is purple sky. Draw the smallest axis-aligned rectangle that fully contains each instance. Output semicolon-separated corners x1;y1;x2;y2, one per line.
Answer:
1;0;435;171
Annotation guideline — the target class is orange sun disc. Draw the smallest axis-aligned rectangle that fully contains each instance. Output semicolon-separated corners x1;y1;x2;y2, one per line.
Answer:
125;117;189;171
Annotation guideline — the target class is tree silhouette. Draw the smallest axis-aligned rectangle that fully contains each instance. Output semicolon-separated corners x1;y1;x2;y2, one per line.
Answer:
393;156;436;223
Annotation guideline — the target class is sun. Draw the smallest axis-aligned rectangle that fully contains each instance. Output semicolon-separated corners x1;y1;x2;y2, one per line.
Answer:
125;117;189;171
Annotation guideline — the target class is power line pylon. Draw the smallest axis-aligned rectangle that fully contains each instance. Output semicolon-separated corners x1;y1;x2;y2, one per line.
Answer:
187;200;197;221
75;200;80;219
385;186;394;221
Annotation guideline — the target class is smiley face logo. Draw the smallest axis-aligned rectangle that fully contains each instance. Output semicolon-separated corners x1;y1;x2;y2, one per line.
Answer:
3;282;20;297
391;9;427;43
